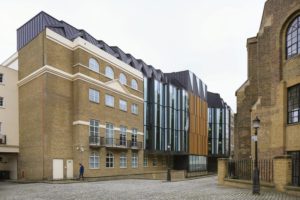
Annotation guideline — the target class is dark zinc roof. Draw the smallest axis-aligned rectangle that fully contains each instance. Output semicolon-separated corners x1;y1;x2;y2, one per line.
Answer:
207;92;229;109
17;11;207;99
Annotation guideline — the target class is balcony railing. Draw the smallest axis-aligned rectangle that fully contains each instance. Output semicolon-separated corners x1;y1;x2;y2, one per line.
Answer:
89;136;101;147
0;135;6;144
89;136;142;149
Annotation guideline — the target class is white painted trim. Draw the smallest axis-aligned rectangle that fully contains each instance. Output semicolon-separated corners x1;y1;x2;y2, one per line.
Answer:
72;121;90;126
72;120;144;135
46;28;143;81
18;65;143;103
1;52;18;67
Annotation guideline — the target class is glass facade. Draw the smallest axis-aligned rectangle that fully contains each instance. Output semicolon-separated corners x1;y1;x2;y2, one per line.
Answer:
208;107;231;156
143;78;189;153
189;155;207;172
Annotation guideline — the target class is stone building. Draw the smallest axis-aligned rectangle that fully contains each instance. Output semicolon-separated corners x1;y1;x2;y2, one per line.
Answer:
235;0;300;166
0;53;19;180
16;11;208;180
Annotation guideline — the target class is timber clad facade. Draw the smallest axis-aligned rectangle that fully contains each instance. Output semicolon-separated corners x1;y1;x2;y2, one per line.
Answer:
235;0;300;168
15;12;210;180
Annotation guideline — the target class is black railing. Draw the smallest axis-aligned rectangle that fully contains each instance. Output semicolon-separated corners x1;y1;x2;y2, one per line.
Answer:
130;141;143;149
291;152;300;187
0;135;6;144
89;136;101;146
227;159;273;183
89;137;143;149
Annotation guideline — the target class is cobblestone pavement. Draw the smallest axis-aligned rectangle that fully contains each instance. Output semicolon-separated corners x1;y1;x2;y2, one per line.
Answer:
0;176;299;200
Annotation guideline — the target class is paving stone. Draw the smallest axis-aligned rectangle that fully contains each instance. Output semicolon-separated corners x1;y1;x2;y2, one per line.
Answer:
0;176;298;200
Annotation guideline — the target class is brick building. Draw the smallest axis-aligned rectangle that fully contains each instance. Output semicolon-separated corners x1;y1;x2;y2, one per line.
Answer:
235;0;300;167
16;12;209;180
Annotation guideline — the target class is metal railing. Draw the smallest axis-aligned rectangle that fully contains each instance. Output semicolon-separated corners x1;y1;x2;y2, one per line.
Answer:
89;136;101;146
227;159;273;183
89;137;143;149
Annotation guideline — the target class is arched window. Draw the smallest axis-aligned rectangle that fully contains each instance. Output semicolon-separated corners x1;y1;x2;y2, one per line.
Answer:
120;152;127;168
131;79;138;90
89;58;99;73
89;152;100;169
105;66;114;79
106;152;114;168
287;16;300;59
119;73;127;85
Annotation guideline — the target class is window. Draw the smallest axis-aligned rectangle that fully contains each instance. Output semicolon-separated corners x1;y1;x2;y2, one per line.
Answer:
89;89;99;103
119;73;127;85
131;104;138;114
89;152;100;169
105;66;114;79
89;120;99;144
287;16;300;59
119;100;127;111
120;152;127;168
89;58;99;73
0;74;3;84
105;94;114;107
131;79;138;90
131;128;137;147
131;152;138;168
106;152;114;168
120;126;127;146
143;156;148;167
153;157;158;167
0;97;3;107
0;122;2;133
288;84;300;124
162;158;166;167
106;123;114;145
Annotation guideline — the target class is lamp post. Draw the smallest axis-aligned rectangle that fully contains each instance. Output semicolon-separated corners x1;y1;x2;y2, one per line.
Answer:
167;144;171;181
252;116;260;195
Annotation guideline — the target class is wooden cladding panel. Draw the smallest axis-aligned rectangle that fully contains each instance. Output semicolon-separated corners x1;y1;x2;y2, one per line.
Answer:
188;93;208;156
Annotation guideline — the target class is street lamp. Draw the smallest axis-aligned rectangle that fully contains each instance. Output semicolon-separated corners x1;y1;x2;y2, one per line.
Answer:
252;116;260;195
167;144;171;181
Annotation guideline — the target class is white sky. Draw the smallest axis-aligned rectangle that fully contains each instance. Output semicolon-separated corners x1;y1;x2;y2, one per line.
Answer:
0;0;266;111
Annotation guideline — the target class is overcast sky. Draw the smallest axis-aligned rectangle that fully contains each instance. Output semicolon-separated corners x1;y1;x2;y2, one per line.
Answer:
0;0;266;111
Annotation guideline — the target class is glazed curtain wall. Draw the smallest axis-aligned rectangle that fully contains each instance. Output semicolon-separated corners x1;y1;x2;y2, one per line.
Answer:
144;78;189;153
208;107;230;156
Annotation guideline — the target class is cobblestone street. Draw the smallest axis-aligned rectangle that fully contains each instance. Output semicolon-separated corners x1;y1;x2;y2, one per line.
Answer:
0;176;298;200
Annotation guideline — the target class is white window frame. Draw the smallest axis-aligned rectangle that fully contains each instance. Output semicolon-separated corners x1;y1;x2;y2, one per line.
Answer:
89;89;100;103
89;58;99;73
131;79;138;90
131;152;138;168
120;152;127;168
89;152;100;169
105;94;114;107
143;156;148;167
119;99;127;111
106;123;114;145
119;73;127;85
131;128;137;147
131;104;138;114
106;152;114;168
105;66;114;79
120;126;127;146
153;157;158;167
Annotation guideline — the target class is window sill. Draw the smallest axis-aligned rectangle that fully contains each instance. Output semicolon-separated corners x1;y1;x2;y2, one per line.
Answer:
120;109;127;112
89;100;100;104
105;105;115;108
287;122;300;127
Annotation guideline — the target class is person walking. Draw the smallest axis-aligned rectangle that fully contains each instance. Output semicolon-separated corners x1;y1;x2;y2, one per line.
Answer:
79;163;84;181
